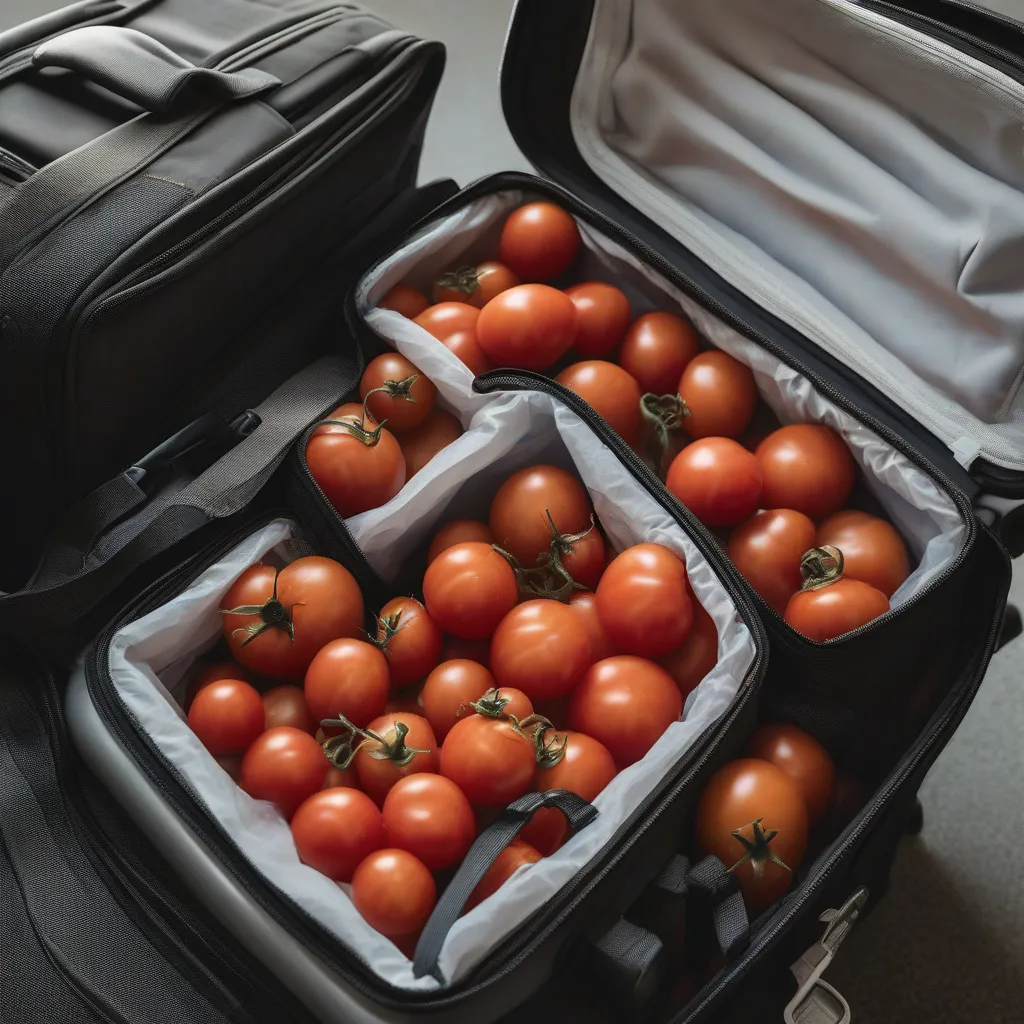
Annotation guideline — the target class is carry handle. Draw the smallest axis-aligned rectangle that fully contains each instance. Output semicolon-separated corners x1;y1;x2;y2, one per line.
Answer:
411;790;599;981
33;26;279;113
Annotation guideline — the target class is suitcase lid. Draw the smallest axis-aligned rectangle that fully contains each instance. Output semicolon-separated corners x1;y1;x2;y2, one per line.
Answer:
501;0;1024;514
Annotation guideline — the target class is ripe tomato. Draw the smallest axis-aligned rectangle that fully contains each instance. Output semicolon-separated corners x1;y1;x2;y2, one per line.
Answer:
353;712;439;805
184;660;250;712
221;557;364;679
666;438;762;527
377;283;429;319
427;520;496;564
756;425;855;521
568;591;618;661
489;465;592;568
658;599;718;700
476;284;577;371
413;301;479;341
441;329;494;376
306;406;406;518
433;260;520;307
519;730;617;855
381;773;475;871
441;636;491;667
677;351;758;439
555;361;643;448
746;723;835;824
351;849;436;948
565;282;632;359
375;597;443;689
465;839;542;912
304;639;390;729
399;408;462;477
728;509;817;614
595;544;692;657
188;678;265;755
262;685;316;735
420;659;496;740
695;759;808;912
499;202;581;281
618;312;701;394
815;510;910;598
568;657;682;768
290;787;384;882
359;353;436;434
322;764;360;789
785;576;889;641
490;599;593;701
422;542;518;639
557;524;606;590
239;726;328;818
440;714;537;806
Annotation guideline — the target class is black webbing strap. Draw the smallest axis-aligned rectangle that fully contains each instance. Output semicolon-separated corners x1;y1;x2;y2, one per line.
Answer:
685;854;751;958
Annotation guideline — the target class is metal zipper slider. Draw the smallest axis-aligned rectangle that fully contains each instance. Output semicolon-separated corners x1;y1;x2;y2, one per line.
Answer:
783;886;869;1024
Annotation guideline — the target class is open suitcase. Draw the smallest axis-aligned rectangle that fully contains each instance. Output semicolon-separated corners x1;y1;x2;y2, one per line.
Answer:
4;1;1024;1023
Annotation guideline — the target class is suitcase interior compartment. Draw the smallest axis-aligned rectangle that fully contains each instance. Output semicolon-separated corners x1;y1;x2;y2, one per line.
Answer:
566;0;1024;483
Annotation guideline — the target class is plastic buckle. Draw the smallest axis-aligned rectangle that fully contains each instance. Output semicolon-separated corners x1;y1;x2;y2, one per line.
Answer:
783;887;868;1024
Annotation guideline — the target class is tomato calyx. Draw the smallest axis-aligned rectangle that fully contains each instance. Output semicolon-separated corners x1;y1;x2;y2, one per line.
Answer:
726;817;793;879
798;545;845;592
640;392;689;469
368;609;406;655
319;396;387;448
320;713;430;770
492;538;584;605
533;724;568;769
219;568;301;646
469;688;521;720
365;375;421;408
435;265;480;297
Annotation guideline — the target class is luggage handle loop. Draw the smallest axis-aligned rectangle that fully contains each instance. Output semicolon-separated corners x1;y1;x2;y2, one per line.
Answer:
33;26;279;114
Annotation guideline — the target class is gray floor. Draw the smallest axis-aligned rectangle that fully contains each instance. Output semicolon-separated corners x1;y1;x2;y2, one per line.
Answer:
5;1;1024;1020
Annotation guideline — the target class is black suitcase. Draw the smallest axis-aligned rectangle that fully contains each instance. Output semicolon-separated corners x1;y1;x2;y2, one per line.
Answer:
4;1;1024;1023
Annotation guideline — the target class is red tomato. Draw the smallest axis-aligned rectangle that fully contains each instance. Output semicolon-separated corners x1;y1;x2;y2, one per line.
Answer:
568;591;619;662
382;773;476;871
304;639;390;729
746;723;835;824
221;557;364;679
375;597;443;689
499;202;581;281
476;284;577;371
785;576;889;641
658;600;718;701
322;764;360;790
556;361;643;448
184;660;251;712
413;302;480;341
290;787;385;882
489;465;592;568
816;510;910;598
353;712;439;806
427;520;496;564
666;437;762;527
440;715;537;806
520;730;617;855
756;425;855;521
386;683;425;717
568;656;682;768
695;759;808;912
441;329;494;376
565;282;632;359
352;849;436;947
465;840;542;912
262;685;316;735
239;727;328;818
618;312;701;394
359;353;436;434
595;544;692;657
433;260;520;307
399;409;462;477
490;599;593;702
728;509;817;614
441;636;491;667
188;679;266;756
420;659;496;740
678;351;758;439
557;524;606;590
422;542;518;640
377;284;429;319
306;406;406;518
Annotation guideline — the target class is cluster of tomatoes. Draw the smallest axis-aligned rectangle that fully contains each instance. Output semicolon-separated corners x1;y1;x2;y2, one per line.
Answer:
182;462;717;956
372;199;911;641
